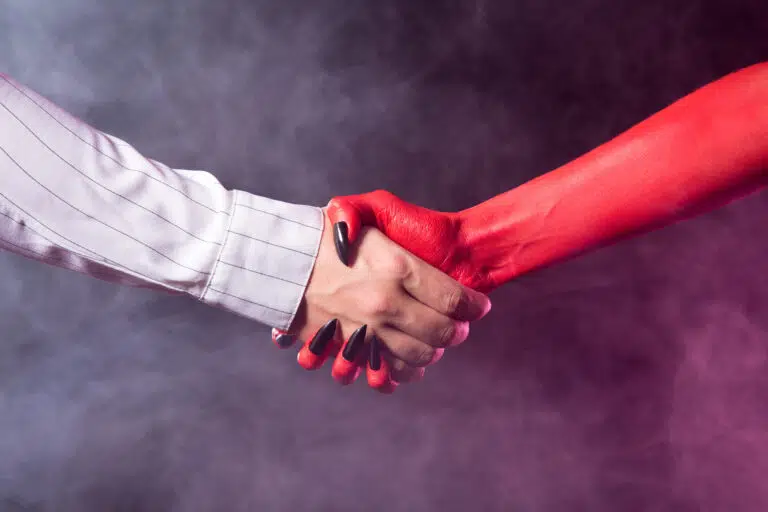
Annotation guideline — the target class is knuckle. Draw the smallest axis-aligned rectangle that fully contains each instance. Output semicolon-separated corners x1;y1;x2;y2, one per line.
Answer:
411;345;437;367
443;287;465;315
364;290;395;317
437;322;458;348
382;252;411;278
372;189;397;202
392;366;425;384
390;358;408;373
451;321;470;346
436;320;469;347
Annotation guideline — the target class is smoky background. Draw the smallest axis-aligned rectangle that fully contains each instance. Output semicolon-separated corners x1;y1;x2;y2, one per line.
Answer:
2;0;768;510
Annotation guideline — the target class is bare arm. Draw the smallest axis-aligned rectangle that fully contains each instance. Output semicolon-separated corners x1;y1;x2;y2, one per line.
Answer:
325;63;768;291
461;62;768;287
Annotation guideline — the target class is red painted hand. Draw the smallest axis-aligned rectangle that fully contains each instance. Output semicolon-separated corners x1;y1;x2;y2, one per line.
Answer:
327;63;768;292
327;191;497;292
275;62;768;390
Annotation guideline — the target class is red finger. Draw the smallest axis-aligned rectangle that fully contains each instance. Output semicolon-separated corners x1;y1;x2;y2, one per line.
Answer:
271;328;296;349
297;319;338;371
366;336;397;394
327;192;397;266
327;197;363;246
331;325;367;385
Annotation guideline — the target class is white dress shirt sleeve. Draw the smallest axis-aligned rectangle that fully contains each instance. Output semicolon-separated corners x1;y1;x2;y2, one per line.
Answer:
0;74;323;330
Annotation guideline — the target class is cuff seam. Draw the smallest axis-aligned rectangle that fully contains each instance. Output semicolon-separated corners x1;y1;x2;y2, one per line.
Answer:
199;190;238;301
283;207;324;330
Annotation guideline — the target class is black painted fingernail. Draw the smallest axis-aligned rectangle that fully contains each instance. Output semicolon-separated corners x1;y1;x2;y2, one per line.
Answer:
369;335;382;371
333;222;349;266
342;325;367;361
275;333;296;349
308;318;338;355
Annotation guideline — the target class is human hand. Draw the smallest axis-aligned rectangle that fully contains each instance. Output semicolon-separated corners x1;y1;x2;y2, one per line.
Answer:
274;210;492;393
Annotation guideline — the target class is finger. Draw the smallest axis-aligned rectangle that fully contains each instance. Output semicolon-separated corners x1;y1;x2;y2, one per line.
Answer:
327;192;392;265
385;354;426;384
326;334;343;360
327;196;369;245
367;336;397;394
326;199;361;266
401;259;492;321
271;328;296;349
388;294;470;348
374;327;438;368
333;221;350;266
331;325;368;385
297;319;338;370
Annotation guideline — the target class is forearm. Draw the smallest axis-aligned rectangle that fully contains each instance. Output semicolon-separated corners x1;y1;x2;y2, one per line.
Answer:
460;62;768;286
0;74;323;329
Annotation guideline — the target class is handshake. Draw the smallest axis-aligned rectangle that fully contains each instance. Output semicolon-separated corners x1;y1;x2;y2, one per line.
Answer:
3;62;766;395
272;62;768;392
272;192;497;394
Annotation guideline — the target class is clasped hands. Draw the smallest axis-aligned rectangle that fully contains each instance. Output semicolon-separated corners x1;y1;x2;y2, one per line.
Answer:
273;191;494;394
272;63;768;393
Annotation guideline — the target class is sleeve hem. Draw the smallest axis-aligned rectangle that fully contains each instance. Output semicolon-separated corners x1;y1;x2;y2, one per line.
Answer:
198;190;324;330
284;206;325;331
199;190;238;300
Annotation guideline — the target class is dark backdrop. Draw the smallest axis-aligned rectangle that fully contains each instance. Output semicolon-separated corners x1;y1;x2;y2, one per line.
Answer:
2;1;768;510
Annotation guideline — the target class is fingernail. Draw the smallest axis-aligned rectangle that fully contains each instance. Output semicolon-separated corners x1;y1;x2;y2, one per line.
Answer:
275;333;296;349
369;335;382;371
333;222;349;266
342;325;367;362
308;318;338;355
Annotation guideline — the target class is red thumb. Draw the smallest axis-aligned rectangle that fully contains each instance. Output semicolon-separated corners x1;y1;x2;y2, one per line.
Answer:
326;190;399;243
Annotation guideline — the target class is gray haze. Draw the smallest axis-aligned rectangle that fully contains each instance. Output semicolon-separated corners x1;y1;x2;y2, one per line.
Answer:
2;0;768;510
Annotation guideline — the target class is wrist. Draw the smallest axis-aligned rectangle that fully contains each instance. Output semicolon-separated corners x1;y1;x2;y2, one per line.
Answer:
456;185;545;287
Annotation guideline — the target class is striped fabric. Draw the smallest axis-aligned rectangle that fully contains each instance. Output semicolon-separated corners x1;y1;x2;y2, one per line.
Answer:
0;74;323;330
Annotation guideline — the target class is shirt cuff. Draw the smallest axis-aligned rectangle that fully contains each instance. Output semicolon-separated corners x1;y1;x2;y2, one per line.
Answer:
199;190;324;330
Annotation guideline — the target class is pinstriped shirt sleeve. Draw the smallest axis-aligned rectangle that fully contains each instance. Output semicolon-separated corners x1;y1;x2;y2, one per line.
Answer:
0;74;323;330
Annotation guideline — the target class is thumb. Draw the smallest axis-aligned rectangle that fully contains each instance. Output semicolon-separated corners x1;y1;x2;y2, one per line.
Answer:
326;190;401;243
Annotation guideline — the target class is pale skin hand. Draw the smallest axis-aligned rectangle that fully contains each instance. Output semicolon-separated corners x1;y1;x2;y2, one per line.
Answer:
288;211;492;384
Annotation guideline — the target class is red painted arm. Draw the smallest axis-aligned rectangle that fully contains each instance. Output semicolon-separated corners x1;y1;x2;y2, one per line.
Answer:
328;62;768;292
